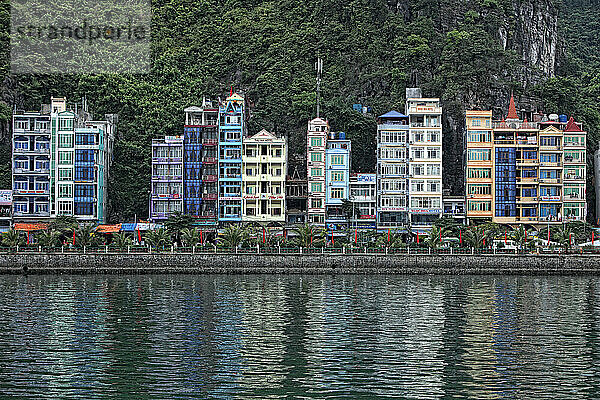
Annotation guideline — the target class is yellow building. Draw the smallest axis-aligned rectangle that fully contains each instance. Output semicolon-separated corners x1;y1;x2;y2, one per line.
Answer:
465;96;587;226
241;129;287;223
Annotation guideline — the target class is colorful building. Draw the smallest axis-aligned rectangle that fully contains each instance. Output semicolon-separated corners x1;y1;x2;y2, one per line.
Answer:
376;110;410;231
150;136;183;220
465;96;587;225
184;100;219;229
325;131;351;235
406;88;443;229
13;96;115;223
241;129;287;223
307;117;329;225
218;93;245;223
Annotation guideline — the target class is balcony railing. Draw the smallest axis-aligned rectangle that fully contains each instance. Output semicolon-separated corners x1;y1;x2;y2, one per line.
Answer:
202;193;218;200
203;157;217;164
202;175;218;182
203;139;218;146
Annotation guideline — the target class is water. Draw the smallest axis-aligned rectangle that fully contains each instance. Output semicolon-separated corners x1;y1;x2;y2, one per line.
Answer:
0;275;599;399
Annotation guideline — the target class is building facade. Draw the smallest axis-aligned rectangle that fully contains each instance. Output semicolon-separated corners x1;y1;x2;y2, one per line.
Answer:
406;88;443;228
184;101;219;230
13;97;115;223
241;129;287;223
376;111;409;231
325;132;351;235
150;136;183;220
218;93;245;224
349;173;377;231
465;96;587;225
307;117;329;225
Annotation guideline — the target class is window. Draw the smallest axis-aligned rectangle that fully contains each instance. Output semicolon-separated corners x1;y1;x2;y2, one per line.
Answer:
58;200;73;215
331;155;344;165
467;130;491;143
14;159;28;170
35;160;49;171
14;120;29;130
468;184;491;195
426;180;439;193
226;116;241;125
58;151;73;165
310;138;323;147
427;147;440;159
311;182;322;192
412;131;425;142
411;180;424;192
426;164;441;176
331;171;344;182
35;141;49;151
59;168;73;181
468;168;491;179
275;148;282;158
245;185;255;195
245;168;255;176
75;202;94;216
410;197;440;208
311;168;322;177
468;149;491;161
14;203;28;213
14;180;28;190
380;130;407;144
59;118;73;130
75;167;94;181
472;119;481;127
468;201;491;211
58;134;74;148
59;184;73;198
75;133;95;145
311;199;322;208
35;121;49;131
35;181;49;191
411;147;424;159
411;164;425;176
74;185;95;198
427;131;440;143
540;136;559;147
76;150;95;163
35;203;49;213
310;152;322;162
14;141;29;150
331;188;344;199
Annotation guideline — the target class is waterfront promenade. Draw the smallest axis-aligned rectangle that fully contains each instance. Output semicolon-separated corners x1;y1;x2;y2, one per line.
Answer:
1;246;600;275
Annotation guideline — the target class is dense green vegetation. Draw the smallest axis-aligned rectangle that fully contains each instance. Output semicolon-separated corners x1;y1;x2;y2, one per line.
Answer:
0;0;598;222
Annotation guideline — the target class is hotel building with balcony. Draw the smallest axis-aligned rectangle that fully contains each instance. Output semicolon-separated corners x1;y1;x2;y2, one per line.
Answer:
465;96;587;225
241;129;287;223
349;173;377;231
376;88;443;232
306;117;329;226
218;93;245;224
13;97;115;223
325;132;351;236
150;136;184;221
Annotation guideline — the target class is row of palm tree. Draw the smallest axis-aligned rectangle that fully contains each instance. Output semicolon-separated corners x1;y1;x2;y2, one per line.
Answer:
0;213;595;252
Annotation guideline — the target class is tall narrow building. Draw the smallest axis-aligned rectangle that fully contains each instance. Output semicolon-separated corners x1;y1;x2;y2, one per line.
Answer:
241;129;287;223
150;136;183;221
406;88;443;228
184;100;219;230
307;118;328;225
325;132;351;236
218;93;245;224
376;111;410;231
465;110;493;223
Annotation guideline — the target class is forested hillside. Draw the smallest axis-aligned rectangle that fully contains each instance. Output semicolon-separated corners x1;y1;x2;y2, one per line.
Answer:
0;0;598;222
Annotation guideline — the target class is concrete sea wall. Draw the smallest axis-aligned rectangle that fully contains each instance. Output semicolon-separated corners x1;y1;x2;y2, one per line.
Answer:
1;253;600;274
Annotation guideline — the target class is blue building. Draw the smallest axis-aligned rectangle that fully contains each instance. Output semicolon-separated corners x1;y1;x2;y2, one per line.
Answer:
218;93;245;223
325;132;351;236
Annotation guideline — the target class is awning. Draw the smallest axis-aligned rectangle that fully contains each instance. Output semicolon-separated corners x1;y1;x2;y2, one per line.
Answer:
95;224;121;234
14;223;49;232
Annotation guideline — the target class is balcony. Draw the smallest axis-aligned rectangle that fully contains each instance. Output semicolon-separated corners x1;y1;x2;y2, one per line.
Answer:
492;121;539;130
539;161;562;168
516;196;538;203
564;174;584;181
539;178;561;184
202;193;218;200
152;193;182;199
516;176;538;183
152;157;183;164
516;140;538;146
14;189;50;195
203;157;217;164
203;138;218;146
13;211;51;217
202;175;217;182
539;195;562;202
151;175;183;181
516;159;538;165
14;168;50;174
564;193;585;201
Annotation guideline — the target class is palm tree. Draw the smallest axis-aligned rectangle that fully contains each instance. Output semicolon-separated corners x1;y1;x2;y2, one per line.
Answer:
74;225;100;248
145;228;170;249
112;232;132;250
217;224;250;249
425;226;445;249
464;226;488;249
181;227;202;247
510;225;529;251
293;224;324;248
164;212;193;245
36;229;60;248
50;215;78;236
553;225;573;253
2;229;23;247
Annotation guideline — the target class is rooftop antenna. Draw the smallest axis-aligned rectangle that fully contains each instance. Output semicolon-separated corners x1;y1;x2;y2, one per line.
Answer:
315;57;323;118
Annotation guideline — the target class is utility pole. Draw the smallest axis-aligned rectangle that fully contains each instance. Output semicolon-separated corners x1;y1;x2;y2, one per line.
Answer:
315;57;323;118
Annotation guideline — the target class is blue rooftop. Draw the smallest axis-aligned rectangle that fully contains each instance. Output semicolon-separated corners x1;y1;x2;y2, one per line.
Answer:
378;110;408;119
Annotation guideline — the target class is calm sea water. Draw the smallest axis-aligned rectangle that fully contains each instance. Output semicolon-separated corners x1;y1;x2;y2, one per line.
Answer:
0;274;599;399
